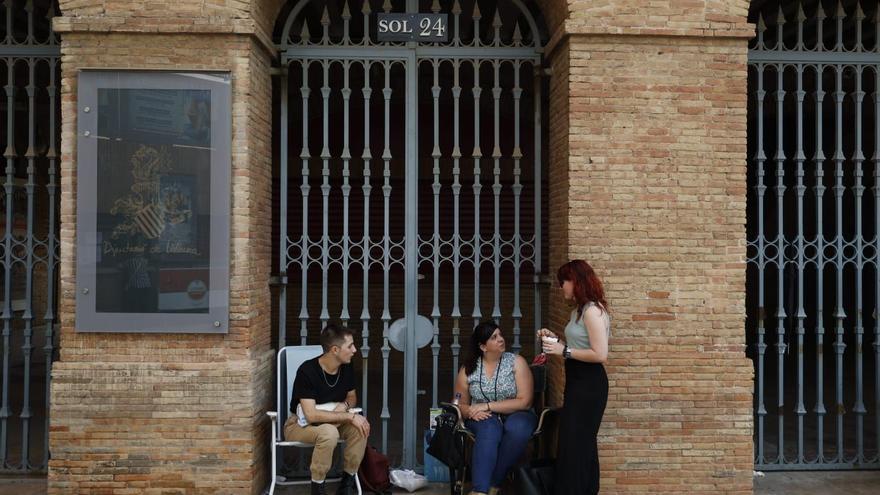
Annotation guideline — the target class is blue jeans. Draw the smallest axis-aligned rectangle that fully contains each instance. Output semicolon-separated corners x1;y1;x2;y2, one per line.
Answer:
465;410;537;492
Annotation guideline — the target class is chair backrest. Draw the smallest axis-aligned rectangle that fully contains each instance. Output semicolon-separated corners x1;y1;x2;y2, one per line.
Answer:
277;345;324;433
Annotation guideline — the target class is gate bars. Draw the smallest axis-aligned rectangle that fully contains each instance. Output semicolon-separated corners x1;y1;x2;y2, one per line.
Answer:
0;0;59;472
276;0;545;465
748;0;880;470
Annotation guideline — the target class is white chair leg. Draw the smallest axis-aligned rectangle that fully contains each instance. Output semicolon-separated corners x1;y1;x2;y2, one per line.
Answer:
268;447;277;495
268;429;277;495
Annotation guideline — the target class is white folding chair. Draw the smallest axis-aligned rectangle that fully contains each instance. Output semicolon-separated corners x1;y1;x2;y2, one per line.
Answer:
266;345;363;495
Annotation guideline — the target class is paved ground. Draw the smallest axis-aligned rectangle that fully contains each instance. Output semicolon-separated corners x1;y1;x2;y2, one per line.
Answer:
752;471;880;495
2;471;880;494
0;477;45;495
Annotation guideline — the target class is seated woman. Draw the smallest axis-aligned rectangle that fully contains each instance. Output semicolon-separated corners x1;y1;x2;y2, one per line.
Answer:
454;321;537;495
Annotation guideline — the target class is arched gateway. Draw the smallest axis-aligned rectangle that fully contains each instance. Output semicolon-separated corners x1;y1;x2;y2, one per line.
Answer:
273;0;549;466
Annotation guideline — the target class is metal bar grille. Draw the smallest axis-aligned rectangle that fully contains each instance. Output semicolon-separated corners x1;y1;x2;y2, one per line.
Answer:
275;0;547;467
0;0;59;473
748;0;880;470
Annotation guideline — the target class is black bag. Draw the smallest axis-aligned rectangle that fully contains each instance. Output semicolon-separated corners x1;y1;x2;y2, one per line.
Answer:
426;413;463;468
514;458;555;495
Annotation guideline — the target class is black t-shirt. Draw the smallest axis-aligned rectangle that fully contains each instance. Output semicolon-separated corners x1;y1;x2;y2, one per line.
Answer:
290;357;355;414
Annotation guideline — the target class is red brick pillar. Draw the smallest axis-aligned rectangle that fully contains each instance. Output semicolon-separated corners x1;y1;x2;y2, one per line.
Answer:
542;2;755;493
48;3;277;493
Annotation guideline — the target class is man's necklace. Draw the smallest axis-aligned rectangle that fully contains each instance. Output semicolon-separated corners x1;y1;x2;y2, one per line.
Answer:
321;363;340;387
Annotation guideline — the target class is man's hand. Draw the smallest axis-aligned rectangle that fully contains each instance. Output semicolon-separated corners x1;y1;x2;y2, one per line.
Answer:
350;413;371;437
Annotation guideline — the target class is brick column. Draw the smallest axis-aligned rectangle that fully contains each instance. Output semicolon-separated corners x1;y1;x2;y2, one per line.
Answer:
48;3;277;493
543;1;755;493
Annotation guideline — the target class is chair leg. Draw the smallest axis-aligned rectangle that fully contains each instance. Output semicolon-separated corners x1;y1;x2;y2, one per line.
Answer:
455;464;466;495
268;443;276;495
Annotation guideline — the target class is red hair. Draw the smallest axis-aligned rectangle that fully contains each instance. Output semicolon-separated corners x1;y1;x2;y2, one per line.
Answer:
556;260;608;314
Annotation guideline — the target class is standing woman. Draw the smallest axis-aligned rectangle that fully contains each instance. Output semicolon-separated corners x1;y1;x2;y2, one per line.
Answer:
539;260;610;495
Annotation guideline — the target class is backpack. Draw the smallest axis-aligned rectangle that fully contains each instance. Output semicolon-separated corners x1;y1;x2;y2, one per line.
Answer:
357;445;391;494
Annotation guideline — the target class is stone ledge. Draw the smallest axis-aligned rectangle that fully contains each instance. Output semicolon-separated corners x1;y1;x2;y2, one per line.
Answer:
52;16;275;57
52;16;253;33
545;20;754;60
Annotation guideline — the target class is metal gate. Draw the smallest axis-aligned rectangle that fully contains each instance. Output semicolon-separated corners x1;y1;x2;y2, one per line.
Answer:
275;0;547;467
0;0;60;473
747;0;880;470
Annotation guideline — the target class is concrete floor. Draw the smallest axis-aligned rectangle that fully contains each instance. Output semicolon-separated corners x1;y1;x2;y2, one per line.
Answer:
3;472;879;495
752;471;880;495
0;477;45;495
267;472;880;494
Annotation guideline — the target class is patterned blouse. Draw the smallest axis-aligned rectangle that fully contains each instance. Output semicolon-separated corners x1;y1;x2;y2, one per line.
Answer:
467;352;518;404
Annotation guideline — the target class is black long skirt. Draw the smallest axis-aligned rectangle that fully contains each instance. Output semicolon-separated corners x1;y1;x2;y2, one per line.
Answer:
554;359;608;495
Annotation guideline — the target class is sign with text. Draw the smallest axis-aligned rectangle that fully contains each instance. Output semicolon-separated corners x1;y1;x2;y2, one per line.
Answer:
76;71;231;333
376;13;448;42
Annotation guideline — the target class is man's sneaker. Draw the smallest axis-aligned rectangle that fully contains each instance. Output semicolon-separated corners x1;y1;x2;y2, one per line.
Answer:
335;472;356;495
311;481;326;495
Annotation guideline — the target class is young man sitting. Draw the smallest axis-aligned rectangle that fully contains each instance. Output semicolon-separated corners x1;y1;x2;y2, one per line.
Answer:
284;324;371;495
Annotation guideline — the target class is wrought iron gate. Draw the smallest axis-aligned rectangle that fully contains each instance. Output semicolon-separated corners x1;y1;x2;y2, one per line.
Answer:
275;0;547;467
747;0;880;470
0;0;60;473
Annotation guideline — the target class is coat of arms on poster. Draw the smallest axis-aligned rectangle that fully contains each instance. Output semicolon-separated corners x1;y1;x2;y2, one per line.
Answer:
75;70;231;334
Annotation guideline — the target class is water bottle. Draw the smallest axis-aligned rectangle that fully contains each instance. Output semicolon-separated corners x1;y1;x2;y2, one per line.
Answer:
452;392;461;406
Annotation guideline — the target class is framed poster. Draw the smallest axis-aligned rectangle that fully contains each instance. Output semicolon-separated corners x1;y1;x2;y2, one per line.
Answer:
76;71;230;333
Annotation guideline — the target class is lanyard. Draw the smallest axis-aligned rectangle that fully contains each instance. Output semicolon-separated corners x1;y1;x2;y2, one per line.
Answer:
478;356;501;402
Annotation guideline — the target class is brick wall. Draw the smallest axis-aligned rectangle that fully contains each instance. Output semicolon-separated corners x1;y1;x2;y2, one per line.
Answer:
542;3;754;490
48;0;755;494
560;0;752;37
49;24;275;494
545;35;571;418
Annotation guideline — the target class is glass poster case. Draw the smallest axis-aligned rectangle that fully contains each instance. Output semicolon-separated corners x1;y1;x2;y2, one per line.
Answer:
76;71;231;333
